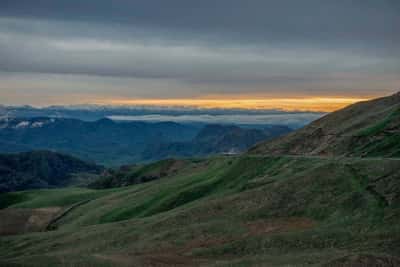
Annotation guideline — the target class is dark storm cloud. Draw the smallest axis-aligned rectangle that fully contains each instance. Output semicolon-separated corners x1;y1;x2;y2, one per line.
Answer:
1;0;399;48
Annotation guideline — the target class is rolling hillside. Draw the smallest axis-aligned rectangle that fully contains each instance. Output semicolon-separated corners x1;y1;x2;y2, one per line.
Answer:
1;94;400;266
88;158;195;189
0;155;399;266
249;92;400;157
0;151;103;193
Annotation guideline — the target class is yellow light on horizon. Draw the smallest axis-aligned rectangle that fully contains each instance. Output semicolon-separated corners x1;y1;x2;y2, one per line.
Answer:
93;96;369;112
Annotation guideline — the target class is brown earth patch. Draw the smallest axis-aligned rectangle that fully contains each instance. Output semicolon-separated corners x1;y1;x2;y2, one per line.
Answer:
93;218;316;266
92;236;228;267
132;238;221;266
323;254;400;267
140;253;197;266
93;254;138;266
94;251;199;267
0;207;62;236
181;237;232;253
245;217;316;236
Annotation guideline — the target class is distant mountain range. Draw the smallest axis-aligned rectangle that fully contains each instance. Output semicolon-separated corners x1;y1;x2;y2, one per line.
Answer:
0;121;290;192
0;117;199;165
0;105;323;128
143;124;290;161
0;151;102;193
0;117;291;165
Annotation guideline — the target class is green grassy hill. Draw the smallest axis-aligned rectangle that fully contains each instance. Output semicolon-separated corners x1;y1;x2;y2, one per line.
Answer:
1;155;400;266
249;92;400;157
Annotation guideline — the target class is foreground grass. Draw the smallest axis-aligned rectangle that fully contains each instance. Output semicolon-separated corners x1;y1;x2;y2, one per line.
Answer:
1;155;400;266
0;187;119;209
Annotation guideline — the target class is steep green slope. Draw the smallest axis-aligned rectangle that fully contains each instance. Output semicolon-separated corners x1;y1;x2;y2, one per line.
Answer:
249;92;400;157
1;155;399;266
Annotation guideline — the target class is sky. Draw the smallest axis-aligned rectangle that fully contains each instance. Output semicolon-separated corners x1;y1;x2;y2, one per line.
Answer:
0;0;399;111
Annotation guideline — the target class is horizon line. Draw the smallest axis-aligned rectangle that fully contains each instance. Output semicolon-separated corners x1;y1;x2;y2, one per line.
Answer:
1;96;375;113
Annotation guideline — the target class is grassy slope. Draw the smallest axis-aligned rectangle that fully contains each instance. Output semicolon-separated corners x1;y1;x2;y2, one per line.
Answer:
249;93;400;157
89;158;203;189
1;155;400;266
0;187;119;209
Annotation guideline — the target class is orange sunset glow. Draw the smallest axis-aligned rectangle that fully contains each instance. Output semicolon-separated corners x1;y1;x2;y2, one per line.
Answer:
99;96;369;112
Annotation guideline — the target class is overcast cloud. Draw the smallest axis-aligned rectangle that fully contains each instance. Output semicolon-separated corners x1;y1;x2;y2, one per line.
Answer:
0;0;399;106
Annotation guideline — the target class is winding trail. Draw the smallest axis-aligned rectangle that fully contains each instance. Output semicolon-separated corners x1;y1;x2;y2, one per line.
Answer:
46;199;92;230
